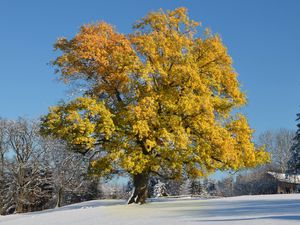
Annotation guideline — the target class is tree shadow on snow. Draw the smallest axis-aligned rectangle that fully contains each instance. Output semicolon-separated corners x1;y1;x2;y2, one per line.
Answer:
192;215;300;222
26;199;126;216
169;198;300;222
59;199;126;211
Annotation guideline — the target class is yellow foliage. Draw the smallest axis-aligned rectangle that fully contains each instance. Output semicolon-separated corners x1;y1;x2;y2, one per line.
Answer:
41;97;115;152
41;7;269;178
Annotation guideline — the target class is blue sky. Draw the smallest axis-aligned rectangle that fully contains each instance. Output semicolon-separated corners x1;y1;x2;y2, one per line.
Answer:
0;0;300;137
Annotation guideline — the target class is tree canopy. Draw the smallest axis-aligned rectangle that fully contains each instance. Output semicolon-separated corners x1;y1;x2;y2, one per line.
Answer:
41;8;269;203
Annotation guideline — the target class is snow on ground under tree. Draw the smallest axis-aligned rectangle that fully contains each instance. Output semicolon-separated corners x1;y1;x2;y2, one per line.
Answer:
1;194;300;225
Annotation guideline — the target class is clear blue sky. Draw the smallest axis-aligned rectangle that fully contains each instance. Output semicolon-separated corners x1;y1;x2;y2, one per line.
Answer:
1;0;299;136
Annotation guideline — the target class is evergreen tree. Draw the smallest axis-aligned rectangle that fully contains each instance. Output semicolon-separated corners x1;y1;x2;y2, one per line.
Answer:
287;113;300;175
153;180;168;197
189;179;210;196
189;179;201;196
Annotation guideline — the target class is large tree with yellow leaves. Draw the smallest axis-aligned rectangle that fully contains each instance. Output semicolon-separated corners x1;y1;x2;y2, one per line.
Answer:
41;8;269;204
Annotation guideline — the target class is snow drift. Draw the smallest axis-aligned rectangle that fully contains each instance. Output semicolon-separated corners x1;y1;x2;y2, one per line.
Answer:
1;194;300;225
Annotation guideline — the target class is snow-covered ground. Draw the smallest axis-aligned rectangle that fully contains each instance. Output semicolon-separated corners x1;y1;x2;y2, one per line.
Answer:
1;194;300;225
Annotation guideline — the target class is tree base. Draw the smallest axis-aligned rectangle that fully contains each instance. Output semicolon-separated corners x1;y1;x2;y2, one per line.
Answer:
127;172;149;204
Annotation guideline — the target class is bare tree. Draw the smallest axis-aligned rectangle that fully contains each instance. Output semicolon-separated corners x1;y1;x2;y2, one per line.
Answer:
0;119;7;176
42;138;92;207
234;168;277;195
4;119;53;213
258;129;294;173
0;119;8;214
215;176;234;197
0;118;100;214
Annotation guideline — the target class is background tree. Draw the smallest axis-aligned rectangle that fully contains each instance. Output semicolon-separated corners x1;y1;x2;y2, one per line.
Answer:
189;178;211;196
258;129;294;173
234;168;277;196
153;180;168;197
215;176;235;197
222;128;294;197
0;119;7;177
287;113;300;175
0;119;8;214
42;138;95;208
0;118;99;215
148;176;184;197
3;119;53;213
41;8;269;204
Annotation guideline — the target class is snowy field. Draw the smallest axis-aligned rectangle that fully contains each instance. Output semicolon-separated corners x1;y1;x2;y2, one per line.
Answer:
1;194;300;225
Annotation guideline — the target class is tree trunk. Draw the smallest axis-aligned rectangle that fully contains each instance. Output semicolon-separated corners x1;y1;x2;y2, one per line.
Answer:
56;187;63;208
127;172;149;204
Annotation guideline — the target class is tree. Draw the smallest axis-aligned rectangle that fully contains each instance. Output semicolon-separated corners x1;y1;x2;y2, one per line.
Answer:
0;118;99;214
287;113;300;175
0;119;7;177
215;176;234;197
4;119;53;213
0;119;8;214
42;138;91;207
189;178;210;196
41;8;269;204
234;168;277;196
148;176;183;197
153;180;168;197
258;129;294;173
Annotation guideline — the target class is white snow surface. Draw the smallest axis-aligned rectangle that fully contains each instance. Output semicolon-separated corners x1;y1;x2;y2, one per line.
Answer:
1;194;300;225
268;172;300;184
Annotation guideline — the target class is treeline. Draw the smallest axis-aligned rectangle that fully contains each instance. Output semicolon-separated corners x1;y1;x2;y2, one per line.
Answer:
0;118;99;215
150;129;295;198
0;118;220;216
216;129;295;197
0;118;296;215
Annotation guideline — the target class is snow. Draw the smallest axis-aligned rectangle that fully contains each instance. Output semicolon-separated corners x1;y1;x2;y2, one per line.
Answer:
1;194;300;225
268;172;300;184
